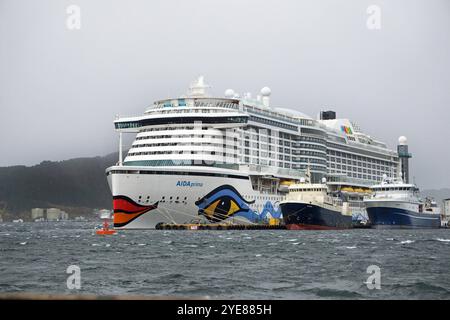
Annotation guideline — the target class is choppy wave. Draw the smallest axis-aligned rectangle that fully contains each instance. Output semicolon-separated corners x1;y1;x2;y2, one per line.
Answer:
1;222;450;299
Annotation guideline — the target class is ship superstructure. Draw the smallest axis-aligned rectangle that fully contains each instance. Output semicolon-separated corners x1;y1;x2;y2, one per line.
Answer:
106;77;399;229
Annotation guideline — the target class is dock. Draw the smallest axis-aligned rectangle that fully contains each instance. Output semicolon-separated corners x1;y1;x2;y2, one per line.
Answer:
155;223;286;230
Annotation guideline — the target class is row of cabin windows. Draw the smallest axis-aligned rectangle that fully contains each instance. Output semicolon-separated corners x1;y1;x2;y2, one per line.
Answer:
328;143;397;162
328;170;388;181
330;163;391;174
328;156;392;168
136;134;235;140
128;150;238;156
131;142;236;149
373;187;416;192
138;194;282;204
292;188;325;192
141;126;207;132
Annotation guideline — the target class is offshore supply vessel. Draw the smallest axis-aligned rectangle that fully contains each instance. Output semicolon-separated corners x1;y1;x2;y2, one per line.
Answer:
106;77;400;229
280;169;371;230
364;136;441;229
364;176;441;228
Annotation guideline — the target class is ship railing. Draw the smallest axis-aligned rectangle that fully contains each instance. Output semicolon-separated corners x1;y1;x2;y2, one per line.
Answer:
242;164;304;177
324;195;343;207
370;193;418;201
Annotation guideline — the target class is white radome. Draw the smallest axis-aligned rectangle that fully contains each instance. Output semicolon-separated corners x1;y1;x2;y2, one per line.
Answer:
224;89;235;98
398;136;408;145
260;87;271;96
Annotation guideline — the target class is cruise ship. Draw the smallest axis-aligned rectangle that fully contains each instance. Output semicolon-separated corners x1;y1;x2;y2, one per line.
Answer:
106;77;400;229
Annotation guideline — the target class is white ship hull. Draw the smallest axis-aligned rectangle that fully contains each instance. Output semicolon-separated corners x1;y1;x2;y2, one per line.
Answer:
106;166;284;229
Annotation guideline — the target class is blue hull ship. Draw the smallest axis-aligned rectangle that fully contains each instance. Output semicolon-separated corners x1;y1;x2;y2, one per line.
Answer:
367;207;441;229
364;176;441;229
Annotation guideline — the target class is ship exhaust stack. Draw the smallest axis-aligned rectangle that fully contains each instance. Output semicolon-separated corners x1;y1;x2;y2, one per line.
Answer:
397;136;411;183
320;110;336;120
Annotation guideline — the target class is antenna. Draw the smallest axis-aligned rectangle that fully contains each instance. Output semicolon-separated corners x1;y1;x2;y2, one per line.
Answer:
188;76;210;97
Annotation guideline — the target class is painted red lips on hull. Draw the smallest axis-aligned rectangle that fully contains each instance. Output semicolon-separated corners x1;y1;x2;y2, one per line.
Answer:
113;195;158;228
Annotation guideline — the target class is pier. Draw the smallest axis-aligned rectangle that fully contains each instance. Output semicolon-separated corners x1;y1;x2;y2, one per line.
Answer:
155;223;286;230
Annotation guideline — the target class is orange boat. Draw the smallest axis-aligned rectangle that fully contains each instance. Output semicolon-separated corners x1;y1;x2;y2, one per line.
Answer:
96;220;116;235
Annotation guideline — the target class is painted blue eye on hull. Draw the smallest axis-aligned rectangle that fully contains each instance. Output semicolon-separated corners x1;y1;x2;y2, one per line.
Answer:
195;185;282;223
195;185;254;222
195;185;254;206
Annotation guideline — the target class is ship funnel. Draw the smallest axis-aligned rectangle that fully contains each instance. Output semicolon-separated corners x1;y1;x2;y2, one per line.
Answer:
320;110;336;120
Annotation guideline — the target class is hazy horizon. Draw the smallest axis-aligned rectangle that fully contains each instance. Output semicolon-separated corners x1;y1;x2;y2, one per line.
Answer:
1;0;449;189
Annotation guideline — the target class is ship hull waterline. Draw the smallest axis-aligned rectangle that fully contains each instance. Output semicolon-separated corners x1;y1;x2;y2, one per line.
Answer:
366;206;441;229
106;166;284;229
280;201;353;230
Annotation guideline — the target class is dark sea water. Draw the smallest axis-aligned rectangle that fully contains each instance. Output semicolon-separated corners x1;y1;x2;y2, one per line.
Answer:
1;221;450;299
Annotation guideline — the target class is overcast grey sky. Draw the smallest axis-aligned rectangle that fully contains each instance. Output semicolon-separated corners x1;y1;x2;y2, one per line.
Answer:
1;0;449;189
